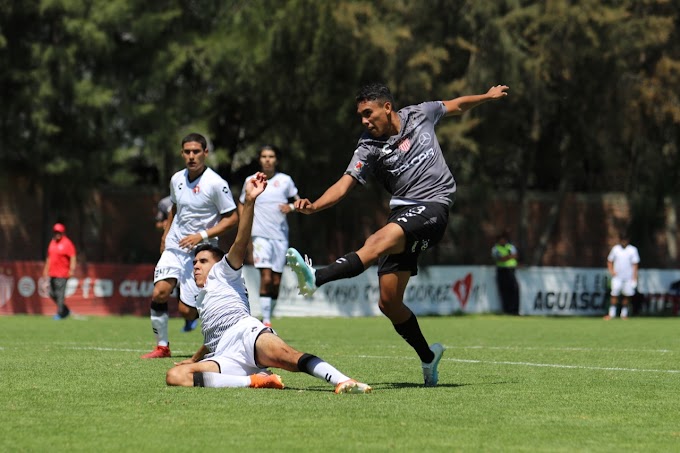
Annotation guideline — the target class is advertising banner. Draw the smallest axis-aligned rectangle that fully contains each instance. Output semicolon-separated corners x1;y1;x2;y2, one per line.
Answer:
243;265;501;317
518;267;680;316
1;261;677;317
0;261;157;316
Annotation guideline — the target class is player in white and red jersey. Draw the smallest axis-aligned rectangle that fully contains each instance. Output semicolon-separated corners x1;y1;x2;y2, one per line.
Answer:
287;82;509;387
166;172;371;394
239;145;299;327
142;133;239;359
605;233;640;320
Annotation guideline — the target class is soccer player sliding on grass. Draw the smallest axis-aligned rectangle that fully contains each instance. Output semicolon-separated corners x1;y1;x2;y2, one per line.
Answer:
166;172;371;394
287;82;509;387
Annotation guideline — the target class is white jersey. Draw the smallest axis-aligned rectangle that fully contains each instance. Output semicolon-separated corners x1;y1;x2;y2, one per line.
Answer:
239;172;298;241
165;167;236;251
607;244;640;281
195;255;251;353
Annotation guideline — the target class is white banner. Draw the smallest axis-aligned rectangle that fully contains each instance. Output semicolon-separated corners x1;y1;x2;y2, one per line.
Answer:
518;267;680;316
243;265;501;317
243;265;680;318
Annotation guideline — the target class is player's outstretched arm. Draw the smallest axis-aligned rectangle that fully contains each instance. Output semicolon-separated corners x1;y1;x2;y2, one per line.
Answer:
227;172;267;268
443;85;509;117
293;174;357;214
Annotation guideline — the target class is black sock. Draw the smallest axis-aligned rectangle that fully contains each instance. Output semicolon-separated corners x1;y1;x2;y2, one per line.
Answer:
193;372;205;387
297;353;319;375
315;252;364;286
394;313;434;363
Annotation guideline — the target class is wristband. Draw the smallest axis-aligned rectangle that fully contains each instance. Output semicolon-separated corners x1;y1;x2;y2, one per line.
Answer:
200;230;209;241
289;203;295;211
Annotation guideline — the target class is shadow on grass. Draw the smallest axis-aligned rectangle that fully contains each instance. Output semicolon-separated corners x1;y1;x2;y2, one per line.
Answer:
283;382;472;392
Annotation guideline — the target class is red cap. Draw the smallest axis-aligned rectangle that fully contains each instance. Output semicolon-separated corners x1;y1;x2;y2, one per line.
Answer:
53;223;66;233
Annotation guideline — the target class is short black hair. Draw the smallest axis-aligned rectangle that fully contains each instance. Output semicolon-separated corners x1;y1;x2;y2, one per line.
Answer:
355;82;395;106
260;144;281;160
181;133;208;151
194;244;225;261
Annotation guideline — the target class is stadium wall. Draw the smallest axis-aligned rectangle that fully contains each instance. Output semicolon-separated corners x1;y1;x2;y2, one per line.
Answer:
1;173;680;268
1;262;678;317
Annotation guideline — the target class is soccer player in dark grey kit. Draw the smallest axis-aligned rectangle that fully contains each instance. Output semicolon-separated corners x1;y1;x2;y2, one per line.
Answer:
287;82;509;386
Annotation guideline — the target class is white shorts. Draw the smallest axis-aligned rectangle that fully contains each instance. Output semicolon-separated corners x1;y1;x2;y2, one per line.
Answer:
252;236;288;273
154;249;199;307
610;276;636;297
201;317;272;376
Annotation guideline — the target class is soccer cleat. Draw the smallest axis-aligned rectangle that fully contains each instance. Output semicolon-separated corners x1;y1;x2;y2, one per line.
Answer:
182;318;199;332
285;248;317;297
141;345;171;359
603;315;613;320
422;343;445;387
334;379;372;394
263;321;272;328
249;373;284;389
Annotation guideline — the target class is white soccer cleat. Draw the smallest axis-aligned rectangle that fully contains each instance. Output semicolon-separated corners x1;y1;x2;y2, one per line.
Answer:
334;379;372;394
286;248;318;297
422;343;445;387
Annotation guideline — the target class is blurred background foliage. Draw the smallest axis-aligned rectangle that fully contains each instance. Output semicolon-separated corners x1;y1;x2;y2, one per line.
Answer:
1;0;678;264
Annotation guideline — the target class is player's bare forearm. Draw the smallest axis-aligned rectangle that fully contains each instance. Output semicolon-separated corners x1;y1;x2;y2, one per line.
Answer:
443;85;509;116
227;173;267;267
228;200;254;267
179;210;240;251
294;175;356;214
211;210;239;237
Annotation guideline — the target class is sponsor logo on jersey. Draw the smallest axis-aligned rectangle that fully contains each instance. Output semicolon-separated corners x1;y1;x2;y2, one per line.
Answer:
380;144;394;155
387;148;435;176
418;133;432;146
354;161;365;172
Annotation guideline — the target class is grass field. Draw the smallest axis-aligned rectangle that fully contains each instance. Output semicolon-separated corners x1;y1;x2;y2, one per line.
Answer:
1;314;679;452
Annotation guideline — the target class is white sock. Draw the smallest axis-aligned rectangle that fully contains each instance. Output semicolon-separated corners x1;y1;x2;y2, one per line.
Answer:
260;296;272;323
304;356;351;386
608;305;617;318
621;306;629;318
201;372;250;388
150;308;169;346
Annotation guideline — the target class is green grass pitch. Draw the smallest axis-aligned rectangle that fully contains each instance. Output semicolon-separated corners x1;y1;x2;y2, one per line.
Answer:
1;314;679;452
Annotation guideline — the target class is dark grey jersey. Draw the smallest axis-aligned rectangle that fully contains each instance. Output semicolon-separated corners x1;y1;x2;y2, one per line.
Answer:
345;101;456;208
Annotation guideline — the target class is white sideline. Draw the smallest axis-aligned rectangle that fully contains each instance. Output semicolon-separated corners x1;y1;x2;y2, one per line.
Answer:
56;346;680;374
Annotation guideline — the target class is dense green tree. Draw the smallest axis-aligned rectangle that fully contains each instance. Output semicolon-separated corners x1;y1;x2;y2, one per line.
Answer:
1;0;678;264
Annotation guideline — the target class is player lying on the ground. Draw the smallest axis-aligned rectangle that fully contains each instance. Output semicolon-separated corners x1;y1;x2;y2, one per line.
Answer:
166;172;371;394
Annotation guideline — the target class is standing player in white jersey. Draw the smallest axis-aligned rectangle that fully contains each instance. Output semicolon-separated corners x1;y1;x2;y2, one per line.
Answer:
142;133;239;359
239;145;299;327
604;233;640;320
286;82;509;386
166;172;371;394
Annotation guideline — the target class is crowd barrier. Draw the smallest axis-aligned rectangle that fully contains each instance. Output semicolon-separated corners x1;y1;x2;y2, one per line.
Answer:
1;261;678;317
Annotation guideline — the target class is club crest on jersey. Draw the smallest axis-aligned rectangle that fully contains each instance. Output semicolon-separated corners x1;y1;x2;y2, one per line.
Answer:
193;185;201;194
354;161;365;172
398;137;411;152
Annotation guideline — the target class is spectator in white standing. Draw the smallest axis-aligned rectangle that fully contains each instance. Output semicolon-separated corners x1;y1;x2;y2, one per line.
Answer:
238;145;299;327
605;233;640;320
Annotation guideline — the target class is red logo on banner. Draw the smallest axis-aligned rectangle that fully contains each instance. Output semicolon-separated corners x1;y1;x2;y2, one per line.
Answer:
452;273;472;308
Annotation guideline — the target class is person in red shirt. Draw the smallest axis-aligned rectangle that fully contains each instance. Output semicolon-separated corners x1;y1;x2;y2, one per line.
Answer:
42;223;77;320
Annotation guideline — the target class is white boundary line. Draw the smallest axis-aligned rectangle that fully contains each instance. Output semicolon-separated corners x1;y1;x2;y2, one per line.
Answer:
4;345;679;374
